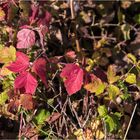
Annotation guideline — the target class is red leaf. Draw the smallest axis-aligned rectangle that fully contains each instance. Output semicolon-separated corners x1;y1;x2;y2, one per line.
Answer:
14;71;37;94
16;29;35;49
60;63;84;95
32;58;47;87
7;52;29;73
37;11;51;26
20;94;34;110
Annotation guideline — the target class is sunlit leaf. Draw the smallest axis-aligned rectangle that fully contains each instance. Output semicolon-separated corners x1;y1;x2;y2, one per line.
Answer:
35;109;50;125
0;91;8;105
127;53;137;64
7;51;29;73
95;130;104;139
105;113;121;133
0;64;13;76
60;63;84;95
0;45;16;64
0;7;5;21
14;71;38;94
125;73;136;84
16;29;36;49
84;77;106;95
98;105;108;117
107;85;120;101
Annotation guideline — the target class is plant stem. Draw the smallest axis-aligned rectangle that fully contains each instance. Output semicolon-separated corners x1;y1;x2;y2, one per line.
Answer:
123;103;137;140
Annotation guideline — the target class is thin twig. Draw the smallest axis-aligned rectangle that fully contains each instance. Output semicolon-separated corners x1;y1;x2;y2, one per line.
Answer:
18;112;23;140
70;0;75;19
68;97;82;128
123;103;137;140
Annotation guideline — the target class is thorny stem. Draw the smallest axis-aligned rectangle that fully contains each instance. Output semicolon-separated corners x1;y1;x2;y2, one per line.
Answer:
123;103;137;140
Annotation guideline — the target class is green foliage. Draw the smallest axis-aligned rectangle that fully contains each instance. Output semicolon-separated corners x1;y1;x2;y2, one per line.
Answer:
98;105;108;117
34;109;50;125
125;73;136;84
0;91;8;105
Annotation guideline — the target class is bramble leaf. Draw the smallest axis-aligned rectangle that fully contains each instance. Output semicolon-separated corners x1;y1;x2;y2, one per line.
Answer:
107;85;120;101
14;71;37;94
60;63;84;95
16;29;35;49
125;73;136;84
20;94;33;110
35;109;50;125
98;105;108;117
0;45;16;64
7;52;29;73
84;77;106;95
107;65;119;84
32;58;47;87
0;91;8;105
127;53;137;64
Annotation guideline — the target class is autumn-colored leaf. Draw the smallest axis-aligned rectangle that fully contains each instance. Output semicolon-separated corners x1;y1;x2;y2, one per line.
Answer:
20;94;33;110
0;45;16;64
16;29;35;49
0;64;13;76
60;63;84;95
107;65;120;84
32;58;47;87
0;7;5;21
46;112;61;124
7;51;29;73
84;77;106;95
37;11;52;26
14;71;37;94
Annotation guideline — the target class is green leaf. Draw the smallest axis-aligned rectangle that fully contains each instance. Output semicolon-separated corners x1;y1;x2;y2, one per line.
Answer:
98;105;108;117
121;24;131;40
0;91;8;105
125;73;136;84
134;14;140;24
47;98;54;106
105;113;120;133
35;109;50;125
127;53;137;64
107;85;120;101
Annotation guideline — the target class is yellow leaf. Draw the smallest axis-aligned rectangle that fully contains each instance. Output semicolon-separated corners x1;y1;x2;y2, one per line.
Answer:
74;129;84;140
0;46;16;64
0;7;5;21
127;53;137;64
107;65;119;84
107;85;120;101
0;64;13;76
95;38;108;49
125;73;136;84
84;78;106;95
86;58;94;72
95;130;104;139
